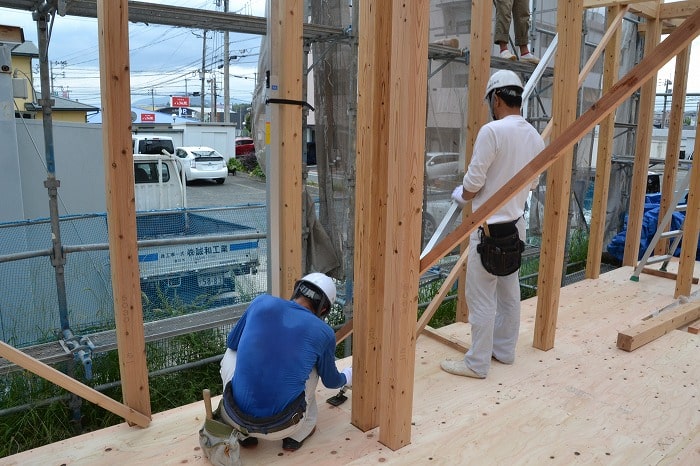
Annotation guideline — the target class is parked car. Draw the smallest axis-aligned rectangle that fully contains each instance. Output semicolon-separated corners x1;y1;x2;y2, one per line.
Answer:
235;137;255;157
425;152;460;182
174;146;228;184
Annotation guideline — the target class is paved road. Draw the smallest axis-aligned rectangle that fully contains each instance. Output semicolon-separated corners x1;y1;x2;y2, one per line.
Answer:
184;172;267;208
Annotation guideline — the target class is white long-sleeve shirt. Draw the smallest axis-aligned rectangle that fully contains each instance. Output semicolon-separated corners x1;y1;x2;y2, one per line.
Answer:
463;114;545;224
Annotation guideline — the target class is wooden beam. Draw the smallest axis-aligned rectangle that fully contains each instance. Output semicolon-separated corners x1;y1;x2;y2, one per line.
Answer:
641;267;698;284
582;0;658;19
659;1;700;20
688;323;700;334
97;0;151;420
655;46;691;255
0;341;150;427
420;327;468;353
377;0;430;451
623;17;661;266
416;250;468;335
616;301;700;351
267;1;304;298
533;0;584;351
586;5;624;279
674;97;700;297
420;8;700;275
352;0;390;432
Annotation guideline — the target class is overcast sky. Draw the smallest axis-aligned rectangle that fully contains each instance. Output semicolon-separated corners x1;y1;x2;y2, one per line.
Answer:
1;1;698;110
1;0;266;107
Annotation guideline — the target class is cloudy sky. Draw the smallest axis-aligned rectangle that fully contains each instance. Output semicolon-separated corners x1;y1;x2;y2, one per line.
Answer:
1;0;266;107
1;1;698;110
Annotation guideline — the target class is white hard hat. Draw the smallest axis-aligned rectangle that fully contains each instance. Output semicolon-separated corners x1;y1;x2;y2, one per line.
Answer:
484;70;523;100
299;272;337;306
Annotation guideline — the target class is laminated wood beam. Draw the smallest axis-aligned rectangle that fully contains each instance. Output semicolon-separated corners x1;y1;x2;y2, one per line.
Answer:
586;5;624;279
420;8;700;275
0;341;150;427
659;1;700;20
97;0;151;419
582;0;658;19
623;17;661;266
267;0;303;298
616;301;700;351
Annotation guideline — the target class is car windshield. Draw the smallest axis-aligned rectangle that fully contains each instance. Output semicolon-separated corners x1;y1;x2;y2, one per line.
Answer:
236;138;253;146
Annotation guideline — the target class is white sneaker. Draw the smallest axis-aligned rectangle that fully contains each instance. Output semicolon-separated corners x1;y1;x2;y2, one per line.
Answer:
499;49;516;61
520;53;540;64
440;359;485;379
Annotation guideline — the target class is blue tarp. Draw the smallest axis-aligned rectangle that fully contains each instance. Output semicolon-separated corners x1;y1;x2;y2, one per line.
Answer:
606;193;700;261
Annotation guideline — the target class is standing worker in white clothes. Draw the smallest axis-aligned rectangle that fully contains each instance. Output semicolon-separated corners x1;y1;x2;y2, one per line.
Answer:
441;70;544;379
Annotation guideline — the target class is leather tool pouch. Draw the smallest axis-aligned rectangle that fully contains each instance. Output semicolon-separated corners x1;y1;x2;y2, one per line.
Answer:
476;221;524;276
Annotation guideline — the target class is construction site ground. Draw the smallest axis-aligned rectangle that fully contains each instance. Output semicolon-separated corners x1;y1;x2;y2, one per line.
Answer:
2;264;698;465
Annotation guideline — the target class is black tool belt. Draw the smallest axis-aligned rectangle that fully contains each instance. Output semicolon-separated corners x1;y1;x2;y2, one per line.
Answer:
476;220;525;276
222;382;306;435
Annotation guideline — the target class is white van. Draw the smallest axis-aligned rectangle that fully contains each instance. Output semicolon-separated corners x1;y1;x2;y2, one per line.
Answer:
133;135;175;155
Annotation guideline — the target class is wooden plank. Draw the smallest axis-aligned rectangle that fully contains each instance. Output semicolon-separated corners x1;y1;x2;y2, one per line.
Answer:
655;46;691;256
268;0;303;298
675;86;700;297
419;8;700;276
641;267;699;284
377;0;430;451
420;326;468;353
659;0;700;20
623;17;661;266
616;301;700;351
352;0;391;432
586;5;624;279
582;0;659;19
416;250;468;334
96;0;151;419
688;323;700;334
533;0;584;352
0;341;150;427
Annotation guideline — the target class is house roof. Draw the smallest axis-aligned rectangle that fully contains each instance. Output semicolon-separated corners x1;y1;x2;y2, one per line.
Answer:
24;96;99;112
11;40;38;57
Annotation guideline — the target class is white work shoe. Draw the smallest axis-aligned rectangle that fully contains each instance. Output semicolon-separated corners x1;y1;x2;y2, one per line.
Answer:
499;49;516;61
520;53;540;64
440;359;485;379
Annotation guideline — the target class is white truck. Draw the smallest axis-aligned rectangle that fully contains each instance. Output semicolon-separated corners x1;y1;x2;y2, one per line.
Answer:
132;154;259;305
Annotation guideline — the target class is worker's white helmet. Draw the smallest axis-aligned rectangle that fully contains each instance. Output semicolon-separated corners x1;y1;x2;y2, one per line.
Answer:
484;70;524;100
294;272;337;316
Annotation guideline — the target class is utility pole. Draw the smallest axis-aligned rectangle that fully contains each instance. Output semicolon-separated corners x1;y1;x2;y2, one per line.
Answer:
661;78;672;128
200;29;207;122
210;75;217;122
223;0;230;123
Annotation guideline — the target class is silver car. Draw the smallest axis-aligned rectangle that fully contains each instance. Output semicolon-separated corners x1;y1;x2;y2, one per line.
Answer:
425;152;461;182
174;146;228;184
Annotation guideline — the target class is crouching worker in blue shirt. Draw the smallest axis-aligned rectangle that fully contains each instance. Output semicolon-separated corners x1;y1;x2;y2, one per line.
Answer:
219;272;352;452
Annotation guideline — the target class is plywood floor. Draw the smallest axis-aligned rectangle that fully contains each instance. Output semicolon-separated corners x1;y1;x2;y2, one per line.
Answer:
2;265;699;465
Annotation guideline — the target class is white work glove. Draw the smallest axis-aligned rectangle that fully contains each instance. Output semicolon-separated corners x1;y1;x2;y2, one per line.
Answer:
451;186;469;207
341;367;353;387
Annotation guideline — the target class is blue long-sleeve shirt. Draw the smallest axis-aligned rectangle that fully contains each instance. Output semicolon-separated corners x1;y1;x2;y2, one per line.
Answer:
226;294;347;418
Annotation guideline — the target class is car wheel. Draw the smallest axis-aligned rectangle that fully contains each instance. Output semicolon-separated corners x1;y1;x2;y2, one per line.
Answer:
423;214;437;245
216;178;225;185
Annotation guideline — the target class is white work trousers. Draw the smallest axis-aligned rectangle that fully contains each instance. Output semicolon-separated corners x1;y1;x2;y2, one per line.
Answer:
464;217;525;377
219;348;319;442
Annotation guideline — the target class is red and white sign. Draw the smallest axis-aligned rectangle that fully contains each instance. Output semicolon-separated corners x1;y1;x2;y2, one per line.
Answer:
140;113;156;122
171;96;190;107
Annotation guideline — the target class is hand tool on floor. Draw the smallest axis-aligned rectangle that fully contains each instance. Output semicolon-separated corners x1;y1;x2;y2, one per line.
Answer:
326;386;348;406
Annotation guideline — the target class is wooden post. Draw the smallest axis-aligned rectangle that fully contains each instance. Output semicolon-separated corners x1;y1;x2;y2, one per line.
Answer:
533;0;584;351
97;0;151;420
623;15;661;266
455;0;493;323
267;0;304;298
674;104;700;298
655;45;691;255
585;5;622;279
376;0;430;450
352;0;390;432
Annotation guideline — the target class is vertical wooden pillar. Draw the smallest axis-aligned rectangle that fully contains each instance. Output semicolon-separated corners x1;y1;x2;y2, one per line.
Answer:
359;0;429;450
352;0;390;432
533;0;583;351
585;5;622;279
655;45;691;255
455;0;493;323
623;15;661;267
675;109;700;297
97;0;151;419
268;0;304;297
